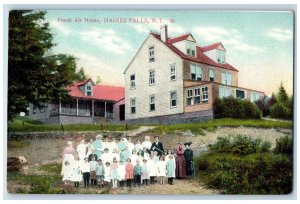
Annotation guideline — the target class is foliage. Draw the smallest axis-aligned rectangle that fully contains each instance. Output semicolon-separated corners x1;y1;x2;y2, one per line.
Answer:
273;136;293;156
208;135;271;156
213;97;261;119
277;82;289;105
75;67;87;82
146;118;292;135
8;10;86;120
269;103;291;120
8;140;30;149
96;75;101;84
196;135;293;194
255;94;277;117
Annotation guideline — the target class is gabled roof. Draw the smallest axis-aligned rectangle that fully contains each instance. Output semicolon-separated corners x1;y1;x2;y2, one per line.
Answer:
73;78;95;86
201;42;226;52
150;33;238;72
66;81;124;102
167;33;195;44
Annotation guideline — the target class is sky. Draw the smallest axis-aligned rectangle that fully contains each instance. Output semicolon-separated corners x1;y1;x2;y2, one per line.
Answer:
45;10;294;96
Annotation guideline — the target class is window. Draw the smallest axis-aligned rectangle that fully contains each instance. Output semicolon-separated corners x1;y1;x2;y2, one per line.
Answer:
194;88;201;104
130;74;136;89
209;69;215;82
219;86;232;98
149;95;155;111
86;86;92;96
250;92;260;102
190;64;202;81
222;71;232;85
236;90;246;99
170;64;176;81
187;89;193;106
186;41;196;57
217;50;226;64
202;87;209;102
149;46;155;62
149;70;155;85
170;91;177;108
130;98;136;114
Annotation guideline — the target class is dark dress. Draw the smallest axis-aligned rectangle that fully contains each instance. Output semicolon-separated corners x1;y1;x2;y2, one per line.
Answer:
175;147;186;178
150;142;164;156
184;149;193;177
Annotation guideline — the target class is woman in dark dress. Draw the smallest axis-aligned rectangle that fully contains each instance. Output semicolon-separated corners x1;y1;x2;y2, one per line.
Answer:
184;142;194;179
175;142;186;179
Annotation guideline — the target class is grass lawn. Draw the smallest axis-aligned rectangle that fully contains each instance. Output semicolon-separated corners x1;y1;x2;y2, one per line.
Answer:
146;118;293;135
8;117;292;133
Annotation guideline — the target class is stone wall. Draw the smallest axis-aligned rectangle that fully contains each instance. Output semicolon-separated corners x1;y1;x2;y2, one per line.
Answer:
123;110;213;125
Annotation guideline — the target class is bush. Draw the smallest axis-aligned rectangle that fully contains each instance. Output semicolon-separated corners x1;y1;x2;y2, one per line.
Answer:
270;103;292;120
209;135;271;156
214;97;262;119
197;153;292;194
196;135;292;194
273;136;293;156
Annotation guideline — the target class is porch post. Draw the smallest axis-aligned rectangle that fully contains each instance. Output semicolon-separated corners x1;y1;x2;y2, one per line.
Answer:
76;98;78;116
92;100;94;117
104;101;107;118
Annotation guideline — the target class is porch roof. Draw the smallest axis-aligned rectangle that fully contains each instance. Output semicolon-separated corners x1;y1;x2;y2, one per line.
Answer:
67;83;125;102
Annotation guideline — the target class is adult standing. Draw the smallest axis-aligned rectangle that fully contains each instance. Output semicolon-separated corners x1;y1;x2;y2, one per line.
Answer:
93;134;103;159
150;136;164;156
142;136;152;154
77;139;87;161
184;142;194;179
62;141;75;162
175;142;186;179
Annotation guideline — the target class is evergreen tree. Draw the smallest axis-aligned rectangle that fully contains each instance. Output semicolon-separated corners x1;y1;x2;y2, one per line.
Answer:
277;82;289;105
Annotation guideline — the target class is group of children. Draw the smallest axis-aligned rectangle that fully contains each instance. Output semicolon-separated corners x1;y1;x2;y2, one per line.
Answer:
61;134;186;189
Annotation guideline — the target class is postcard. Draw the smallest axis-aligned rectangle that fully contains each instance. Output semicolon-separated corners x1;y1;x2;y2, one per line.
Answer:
6;9;294;196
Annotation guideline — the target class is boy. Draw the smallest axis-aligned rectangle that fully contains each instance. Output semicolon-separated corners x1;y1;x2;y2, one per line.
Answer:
133;160;142;187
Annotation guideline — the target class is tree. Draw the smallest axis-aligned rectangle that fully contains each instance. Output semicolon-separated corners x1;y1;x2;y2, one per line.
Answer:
75;67;87;81
277;82;289;105
8;10;83;120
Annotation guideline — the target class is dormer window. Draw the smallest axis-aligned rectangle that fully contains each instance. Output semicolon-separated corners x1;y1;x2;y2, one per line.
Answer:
217;50;226;64
86;85;92;96
186;41;196;57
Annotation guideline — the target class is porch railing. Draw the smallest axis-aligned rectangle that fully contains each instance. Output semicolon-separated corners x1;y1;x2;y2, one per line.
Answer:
50;108;113;118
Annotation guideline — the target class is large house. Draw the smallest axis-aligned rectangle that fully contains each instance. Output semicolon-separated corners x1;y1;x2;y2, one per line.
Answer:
28;79;125;124
124;25;264;124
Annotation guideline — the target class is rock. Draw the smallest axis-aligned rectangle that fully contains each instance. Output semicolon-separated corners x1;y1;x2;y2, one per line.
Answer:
183;130;195;137
18;156;28;164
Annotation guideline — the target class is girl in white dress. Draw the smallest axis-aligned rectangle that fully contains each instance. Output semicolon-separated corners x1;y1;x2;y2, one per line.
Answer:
148;154;157;184
70;156;82;187
118;160;126;188
157;156;167;185
61;161;73;185
104;162;111;187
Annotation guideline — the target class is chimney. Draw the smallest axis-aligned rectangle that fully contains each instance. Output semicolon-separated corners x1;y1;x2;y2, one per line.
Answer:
160;24;168;42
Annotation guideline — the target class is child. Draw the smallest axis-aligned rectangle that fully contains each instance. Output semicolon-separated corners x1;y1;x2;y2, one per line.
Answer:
118;160;126;188
157;156;167;185
89;156;98;187
130;149;139;165
71;155;82;188
80;157;91;188
125;158;134;187
104;162;111;188
111;158;119;189
61;160;72;185
77;139;87;161
166;155;176;185
142;147;150;161
148;155;157;184
133;160;142;187
141;159;150;185
121;146;131;163
96;159;105;188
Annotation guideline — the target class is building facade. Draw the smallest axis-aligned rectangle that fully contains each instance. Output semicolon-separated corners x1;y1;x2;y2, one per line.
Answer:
124;25;264;124
28;79;125;124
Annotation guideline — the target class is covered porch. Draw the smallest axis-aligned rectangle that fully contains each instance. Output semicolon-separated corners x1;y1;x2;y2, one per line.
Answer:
49;98;114;119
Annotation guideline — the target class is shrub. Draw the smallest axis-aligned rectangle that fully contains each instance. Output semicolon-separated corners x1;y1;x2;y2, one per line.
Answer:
209;135;271;156
213;97;262;119
273;136;293;156
269;103;290;119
